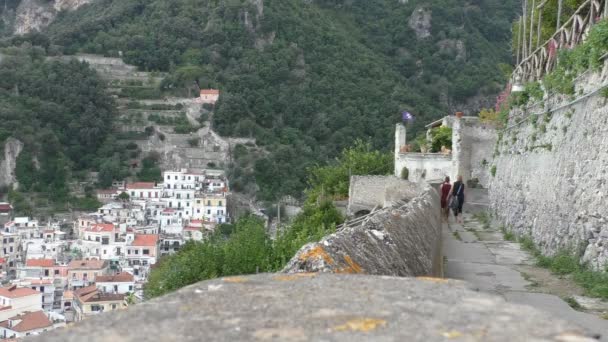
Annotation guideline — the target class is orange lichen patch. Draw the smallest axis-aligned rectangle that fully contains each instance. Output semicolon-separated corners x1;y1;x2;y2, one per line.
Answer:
336;255;364;274
273;273;317;282
299;246;334;265
416;276;449;283
333;318;387;332
223;277;249;283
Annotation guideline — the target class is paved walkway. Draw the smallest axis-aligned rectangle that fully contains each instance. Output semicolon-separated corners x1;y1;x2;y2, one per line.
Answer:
443;213;608;340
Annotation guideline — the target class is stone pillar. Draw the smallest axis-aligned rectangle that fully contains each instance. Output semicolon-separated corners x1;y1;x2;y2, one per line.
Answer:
451;118;465;181
394;123;407;177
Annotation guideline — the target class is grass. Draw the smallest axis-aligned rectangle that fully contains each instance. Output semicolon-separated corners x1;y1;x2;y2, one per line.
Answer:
500;226;516;241
521;272;540;288
519;240;608;300
452;231;462;241
564;296;582;310
472;212;491;229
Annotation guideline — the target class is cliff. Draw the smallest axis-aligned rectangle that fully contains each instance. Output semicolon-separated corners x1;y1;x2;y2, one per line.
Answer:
0;138;23;189
14;0;94;35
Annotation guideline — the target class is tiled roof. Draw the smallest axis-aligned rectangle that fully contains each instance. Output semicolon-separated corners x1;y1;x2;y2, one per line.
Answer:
75;286;124;303
184;226;201;231
95;272;134;283
200;89;220;95
86;223;114;233
25;259;55;268
0;204;12;211
0;311;52;332
63;290;74;300
68;259;108;270
131;234;159;247
0;286;39;299
126;182;156;190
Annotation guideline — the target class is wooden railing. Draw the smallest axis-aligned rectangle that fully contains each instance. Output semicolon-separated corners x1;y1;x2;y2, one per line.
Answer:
513;0;606;83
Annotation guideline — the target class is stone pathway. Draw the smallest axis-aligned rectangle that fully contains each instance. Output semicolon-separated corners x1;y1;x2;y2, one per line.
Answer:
443;213;608;340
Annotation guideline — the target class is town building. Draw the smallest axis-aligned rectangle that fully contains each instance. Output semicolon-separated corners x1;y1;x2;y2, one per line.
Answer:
0;310;64;339
95;272;135;295
73;285;126;322
67;260;110;290
0;286;42;321
199;89;220;104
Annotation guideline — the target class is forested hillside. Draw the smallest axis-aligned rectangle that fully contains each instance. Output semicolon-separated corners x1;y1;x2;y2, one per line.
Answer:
4;0;518;200
0;46;127;212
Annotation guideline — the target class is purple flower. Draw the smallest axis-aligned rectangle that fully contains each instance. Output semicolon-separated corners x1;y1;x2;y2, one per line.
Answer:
402;111;414;121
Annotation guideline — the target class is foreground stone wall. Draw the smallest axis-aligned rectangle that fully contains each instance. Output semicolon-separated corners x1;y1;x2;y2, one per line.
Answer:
284;181;442;277
347;176;419;215
34;274;592;342
490;63;608;270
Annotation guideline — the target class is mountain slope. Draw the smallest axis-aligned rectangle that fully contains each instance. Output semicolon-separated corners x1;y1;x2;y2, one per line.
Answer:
11;0;517;199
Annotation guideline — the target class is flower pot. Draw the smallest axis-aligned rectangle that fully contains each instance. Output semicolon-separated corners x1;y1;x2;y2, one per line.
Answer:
455;111;464;118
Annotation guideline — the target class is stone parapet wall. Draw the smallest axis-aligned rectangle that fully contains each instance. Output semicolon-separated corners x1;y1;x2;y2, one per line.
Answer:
284;181;442;277
490;65;608;270
33;274;591;342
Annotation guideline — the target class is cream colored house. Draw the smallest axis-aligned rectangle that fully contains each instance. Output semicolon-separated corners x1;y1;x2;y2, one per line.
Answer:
73;285;127;322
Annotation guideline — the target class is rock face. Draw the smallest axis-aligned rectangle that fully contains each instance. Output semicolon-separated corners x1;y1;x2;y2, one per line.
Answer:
14;0;94;35
408;6;432;39
490;60;608;270
284;180;443;277
32;274;593;341
0;138;23;189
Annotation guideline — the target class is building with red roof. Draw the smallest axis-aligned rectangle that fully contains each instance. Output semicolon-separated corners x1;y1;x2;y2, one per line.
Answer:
0;286;42;321
0;310;60;339
125;182;161;200
200;89;220;104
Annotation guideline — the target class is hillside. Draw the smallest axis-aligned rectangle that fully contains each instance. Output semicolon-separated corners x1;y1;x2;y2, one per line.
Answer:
2;0;518;200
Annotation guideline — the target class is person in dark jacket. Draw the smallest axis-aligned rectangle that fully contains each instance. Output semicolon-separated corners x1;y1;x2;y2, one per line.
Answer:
449;175;465;224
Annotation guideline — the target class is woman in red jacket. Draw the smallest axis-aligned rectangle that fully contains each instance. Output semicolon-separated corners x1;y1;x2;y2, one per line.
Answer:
440;176;452;222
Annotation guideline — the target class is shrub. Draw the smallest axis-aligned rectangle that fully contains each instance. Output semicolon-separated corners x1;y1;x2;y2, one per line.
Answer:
430;126;452;152
187;137;200;147
490;165;497;177
400;167;409;180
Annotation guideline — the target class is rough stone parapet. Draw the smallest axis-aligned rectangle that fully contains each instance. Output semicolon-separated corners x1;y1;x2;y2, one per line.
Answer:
33;274;595;341
284;181;442;277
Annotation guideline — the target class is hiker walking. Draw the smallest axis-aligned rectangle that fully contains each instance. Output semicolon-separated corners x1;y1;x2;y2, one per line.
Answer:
449;175;465;224
440;176;452;222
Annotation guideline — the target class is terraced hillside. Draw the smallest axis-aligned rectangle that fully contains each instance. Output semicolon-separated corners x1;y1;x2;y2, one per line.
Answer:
59;54;257;174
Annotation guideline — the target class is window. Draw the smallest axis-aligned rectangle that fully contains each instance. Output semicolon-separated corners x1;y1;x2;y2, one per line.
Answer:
207;201;211;206
186;202;190;207
219;201;223;206
135;250;139;255
197;209;200;213
167;175;170;180
54;270;59;275
129;285;133;291
131;191;135;196
91;305;102;312
127;250;131;255
174;176;178;180
44;270;49;276
83;273;88;280
143;249;150;255
114;285;118;292
207;210;211;215
111;304;117;310
197;200;200;204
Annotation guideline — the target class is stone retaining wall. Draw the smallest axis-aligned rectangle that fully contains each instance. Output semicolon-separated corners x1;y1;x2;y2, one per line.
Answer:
284;181;442;277
490;63;608;270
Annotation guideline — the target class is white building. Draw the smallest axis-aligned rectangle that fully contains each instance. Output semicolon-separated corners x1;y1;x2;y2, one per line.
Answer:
95;272;135;295
0;310;64;339
0;286;42;321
